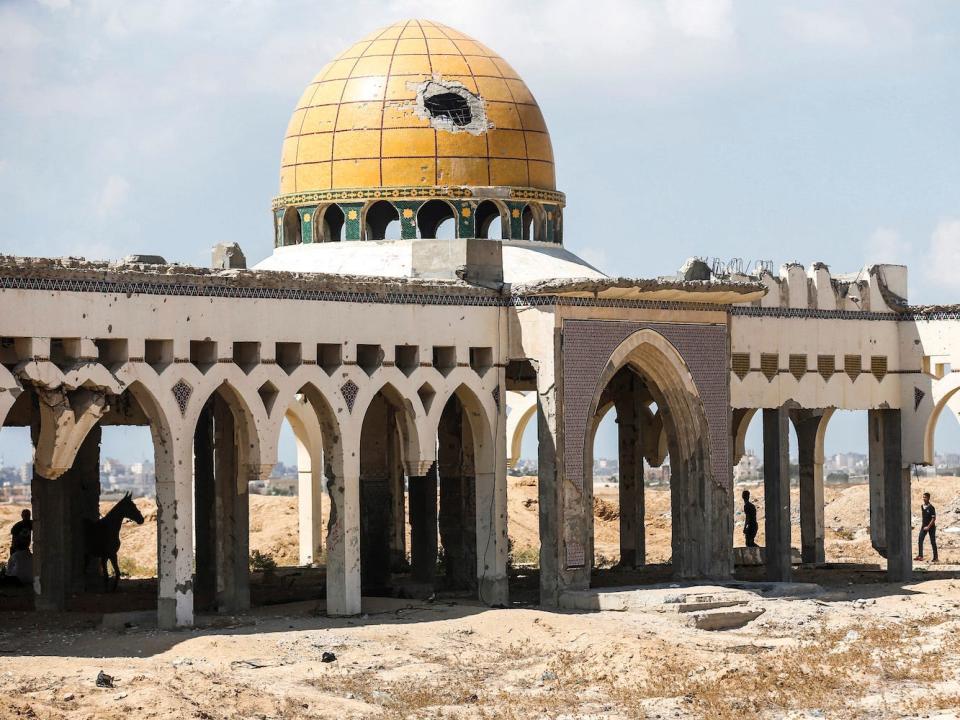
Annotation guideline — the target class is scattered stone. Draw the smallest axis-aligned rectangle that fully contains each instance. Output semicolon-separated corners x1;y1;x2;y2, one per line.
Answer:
321;651;336;663
541;670;557;681
95;671;114;688
63;693;74;701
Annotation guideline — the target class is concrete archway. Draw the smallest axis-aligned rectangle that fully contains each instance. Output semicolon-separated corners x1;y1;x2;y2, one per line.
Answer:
585;329;714;579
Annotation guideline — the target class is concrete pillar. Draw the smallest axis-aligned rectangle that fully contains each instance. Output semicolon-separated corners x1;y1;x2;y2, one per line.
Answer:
326;449;360;616
409;463;438;583
871;409;912;581
475;379;509;606
438;396;477;591
213;395;249;612
616;381;645;568
868;410;887;557
157;433;195;628
31;471;68;610
193;402;216;609
63;425;101;591
30;420;103;608
763;407;791;582
358;395;393;592
388;419;407;572
793;410;827;564
287;397;325;566
537;378;562;606
294;426;323;566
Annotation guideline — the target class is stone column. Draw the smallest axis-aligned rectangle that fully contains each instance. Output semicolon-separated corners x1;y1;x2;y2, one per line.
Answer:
157;432;195;628
475;392;509;606
763;407;791;582
408;463;438;584
193;402;216;609
872;409;912;581
63;425;101;591
438;397;477;591
358;396;392;593
537;374;566;606
868;410;887;558
213;395;249;612
295;428;323;566
31;470;68;610
792;410;827;565
30;420;103;608
326;449;360;616
388;419;407;573
616;380;645;568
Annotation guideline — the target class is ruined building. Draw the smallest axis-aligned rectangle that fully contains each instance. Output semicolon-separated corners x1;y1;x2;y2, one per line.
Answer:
2;20;958;628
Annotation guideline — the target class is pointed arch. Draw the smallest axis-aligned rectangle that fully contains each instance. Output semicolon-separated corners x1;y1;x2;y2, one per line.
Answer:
585;329;714;578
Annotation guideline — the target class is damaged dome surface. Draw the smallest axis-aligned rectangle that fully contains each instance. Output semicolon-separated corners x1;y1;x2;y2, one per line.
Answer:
279;19;555;194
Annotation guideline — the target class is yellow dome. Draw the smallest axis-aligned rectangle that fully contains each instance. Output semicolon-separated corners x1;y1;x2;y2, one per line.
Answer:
279;19;556;195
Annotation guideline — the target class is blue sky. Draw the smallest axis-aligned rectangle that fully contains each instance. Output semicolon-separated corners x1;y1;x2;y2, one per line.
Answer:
1;0;959;465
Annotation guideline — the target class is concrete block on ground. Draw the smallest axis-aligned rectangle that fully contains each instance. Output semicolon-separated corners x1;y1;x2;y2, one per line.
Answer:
685;607;765;631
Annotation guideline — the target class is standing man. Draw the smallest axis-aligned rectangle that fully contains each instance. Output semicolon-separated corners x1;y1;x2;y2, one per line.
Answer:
742;489;759;548
10;509;31;553
916;492;938;562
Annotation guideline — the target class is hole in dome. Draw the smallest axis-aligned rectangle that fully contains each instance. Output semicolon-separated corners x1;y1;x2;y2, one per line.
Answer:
424;92;472;126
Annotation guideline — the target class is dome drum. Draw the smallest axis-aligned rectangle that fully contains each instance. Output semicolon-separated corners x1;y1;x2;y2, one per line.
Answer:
273;195;562;246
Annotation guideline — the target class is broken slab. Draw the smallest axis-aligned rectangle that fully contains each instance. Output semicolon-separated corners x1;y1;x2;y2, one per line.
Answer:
685;607;765;631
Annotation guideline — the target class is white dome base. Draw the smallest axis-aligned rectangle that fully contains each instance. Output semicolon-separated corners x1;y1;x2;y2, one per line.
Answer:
254;239;606;285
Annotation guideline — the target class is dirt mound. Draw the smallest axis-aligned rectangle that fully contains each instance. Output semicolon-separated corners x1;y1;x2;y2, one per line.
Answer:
593;496;620;522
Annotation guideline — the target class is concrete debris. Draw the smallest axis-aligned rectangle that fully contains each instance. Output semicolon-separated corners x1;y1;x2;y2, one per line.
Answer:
685;607;765;631
95;671;114;688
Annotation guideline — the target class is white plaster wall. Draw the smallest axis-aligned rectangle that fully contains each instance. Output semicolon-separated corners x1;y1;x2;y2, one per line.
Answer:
730;316;903;410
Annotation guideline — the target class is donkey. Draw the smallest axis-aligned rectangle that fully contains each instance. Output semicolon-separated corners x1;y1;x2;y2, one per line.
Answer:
84;492;145;591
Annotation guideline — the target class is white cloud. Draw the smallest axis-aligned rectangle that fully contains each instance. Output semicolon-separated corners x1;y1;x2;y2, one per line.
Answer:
665;0;734;40
35;0;72;9
865;226;909;266
926;219;960;290
783;5;913;50
96;175;130;218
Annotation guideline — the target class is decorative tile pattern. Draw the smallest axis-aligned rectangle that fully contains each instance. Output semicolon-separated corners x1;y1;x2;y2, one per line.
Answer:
760;353;779;382
731;352;750;380
914;386;925;411
565;541;585;569
273;185;565;210
492;385;500;409
171;380;192;416
871;355;888;382
340;379;359;412
561;320;730;501
818;355;836;381
279;20;556;196
789;354;807;381
0;275;758;312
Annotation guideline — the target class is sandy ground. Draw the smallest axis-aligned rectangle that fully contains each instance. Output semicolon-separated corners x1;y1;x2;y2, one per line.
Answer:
2;478;960;718
1;579;959;718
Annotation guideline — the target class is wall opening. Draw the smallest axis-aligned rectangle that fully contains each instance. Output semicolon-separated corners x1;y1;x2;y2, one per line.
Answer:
321;204;345;243
475;200;503;240
282;207;302;246
358;389;409;595
417;200;457;240
364;201;400;241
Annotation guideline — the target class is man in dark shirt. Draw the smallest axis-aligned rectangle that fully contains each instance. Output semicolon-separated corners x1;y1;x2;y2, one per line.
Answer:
742;490;758;548
10;509;31;553
916;493;938;562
